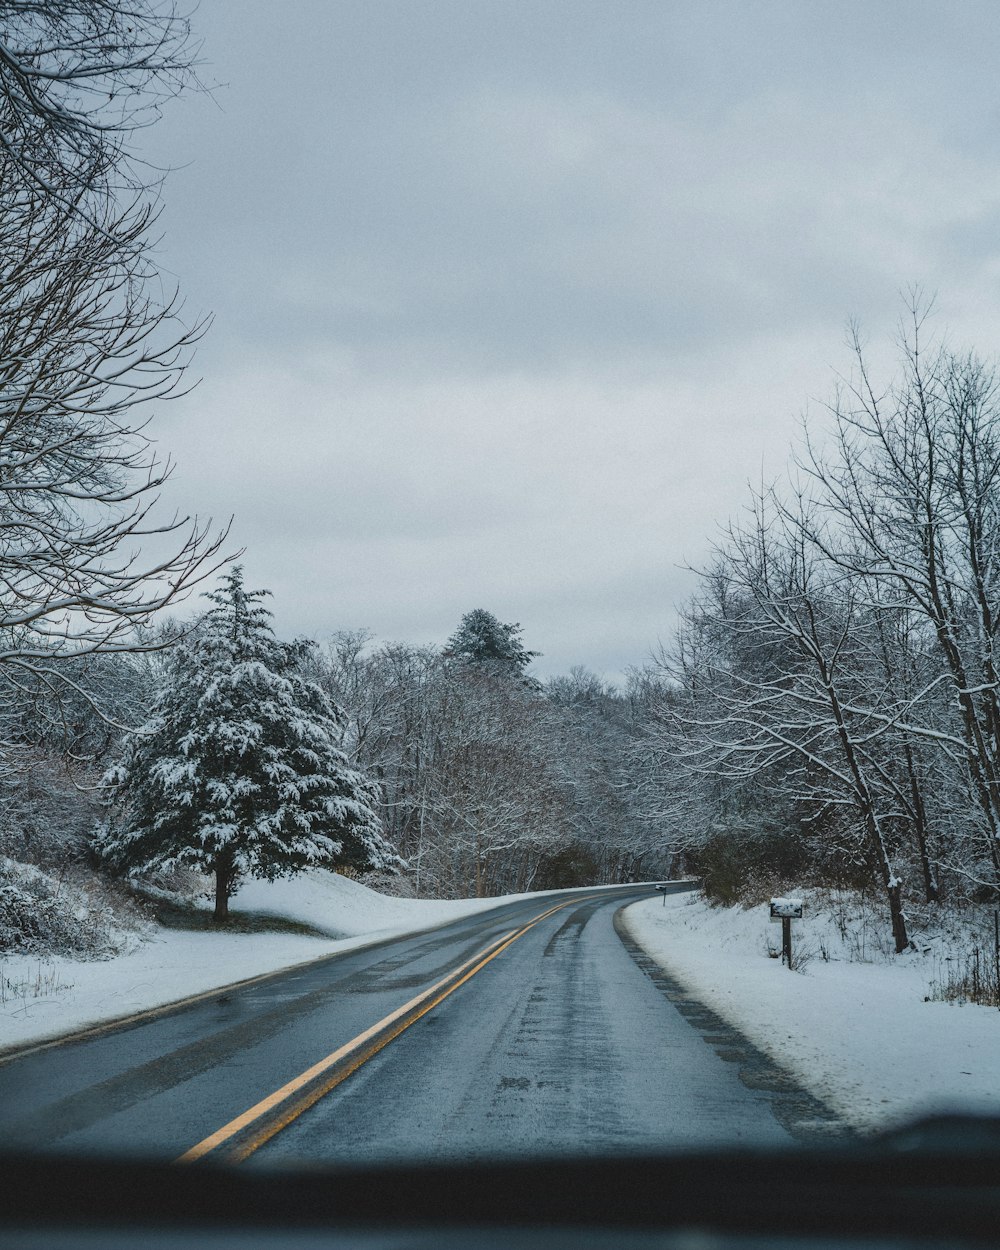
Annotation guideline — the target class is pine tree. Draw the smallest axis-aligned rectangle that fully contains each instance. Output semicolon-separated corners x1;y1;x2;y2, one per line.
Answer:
99;568;396;920
445;609;539;680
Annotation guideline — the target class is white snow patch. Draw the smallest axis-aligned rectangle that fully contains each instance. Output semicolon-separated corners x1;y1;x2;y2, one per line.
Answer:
226;870;505;936
0;871;550;1054
623;892;1000;1133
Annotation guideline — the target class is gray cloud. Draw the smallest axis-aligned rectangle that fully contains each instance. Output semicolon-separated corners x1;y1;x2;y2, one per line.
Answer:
142;0;1000;677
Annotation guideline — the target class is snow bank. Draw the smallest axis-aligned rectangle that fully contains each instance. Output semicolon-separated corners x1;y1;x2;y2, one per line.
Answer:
623;892;1000;1132
226;869;516;936
0;871;532;1055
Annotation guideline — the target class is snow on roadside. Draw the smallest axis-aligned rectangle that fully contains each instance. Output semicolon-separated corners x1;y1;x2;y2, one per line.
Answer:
0;871;537;1054
622;892;1000;1132
226;869;511;935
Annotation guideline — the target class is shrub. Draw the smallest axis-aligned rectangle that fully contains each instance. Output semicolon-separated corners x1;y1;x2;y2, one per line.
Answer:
0;857;147;957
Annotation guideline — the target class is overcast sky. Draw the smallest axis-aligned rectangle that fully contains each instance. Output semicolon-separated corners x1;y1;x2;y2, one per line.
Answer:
142;0;1000;679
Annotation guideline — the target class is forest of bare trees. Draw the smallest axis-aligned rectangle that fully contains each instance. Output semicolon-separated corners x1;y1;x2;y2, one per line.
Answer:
639;306;1000;950
309;621;658;898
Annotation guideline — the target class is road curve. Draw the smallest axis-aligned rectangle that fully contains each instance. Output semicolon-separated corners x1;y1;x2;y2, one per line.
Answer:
0;884;803;1164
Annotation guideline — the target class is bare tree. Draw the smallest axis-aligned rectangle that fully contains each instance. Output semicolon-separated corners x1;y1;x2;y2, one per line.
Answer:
0;1;198;211
545;667;657;882
0;2;229;773
796;304;1000;891
662;491;914;950
0;165;226;765
315;635;605;898
639;304;1000;948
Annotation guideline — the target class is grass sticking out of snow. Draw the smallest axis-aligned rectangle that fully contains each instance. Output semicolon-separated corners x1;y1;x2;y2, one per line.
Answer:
1;962;73;1007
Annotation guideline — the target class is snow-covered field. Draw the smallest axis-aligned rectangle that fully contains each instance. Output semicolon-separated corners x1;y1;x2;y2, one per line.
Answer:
622;891;1000;1133
0;871;542;1054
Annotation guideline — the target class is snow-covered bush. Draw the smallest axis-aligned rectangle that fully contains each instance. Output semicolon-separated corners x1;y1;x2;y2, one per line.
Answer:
0;857;148;957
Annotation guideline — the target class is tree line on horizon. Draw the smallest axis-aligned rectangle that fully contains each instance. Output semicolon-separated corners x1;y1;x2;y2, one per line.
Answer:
86;589;668;913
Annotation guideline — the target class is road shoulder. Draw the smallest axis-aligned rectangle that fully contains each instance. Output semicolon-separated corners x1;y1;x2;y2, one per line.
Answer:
619;892;1000;1134
614;901;853;1144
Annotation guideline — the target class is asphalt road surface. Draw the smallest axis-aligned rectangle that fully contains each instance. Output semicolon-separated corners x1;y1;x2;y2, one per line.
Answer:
0;885;821;1166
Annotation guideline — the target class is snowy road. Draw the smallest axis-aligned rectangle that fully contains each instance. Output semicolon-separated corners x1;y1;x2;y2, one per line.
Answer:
0;885;828;1164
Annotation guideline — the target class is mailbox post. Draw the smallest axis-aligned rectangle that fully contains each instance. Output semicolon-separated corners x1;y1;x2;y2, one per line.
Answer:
655;883;668;907
769;897;803;970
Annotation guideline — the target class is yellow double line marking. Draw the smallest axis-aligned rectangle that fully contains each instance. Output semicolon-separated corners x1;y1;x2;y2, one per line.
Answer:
177;899;576;1164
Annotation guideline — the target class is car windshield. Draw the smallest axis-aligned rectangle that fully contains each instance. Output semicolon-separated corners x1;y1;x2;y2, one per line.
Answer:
1;0;999;1197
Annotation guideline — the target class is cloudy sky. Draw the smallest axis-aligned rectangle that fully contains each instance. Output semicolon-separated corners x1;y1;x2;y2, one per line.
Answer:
143;0;1000;679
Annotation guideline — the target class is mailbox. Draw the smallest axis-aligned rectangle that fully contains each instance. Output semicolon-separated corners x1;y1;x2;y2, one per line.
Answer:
769;897;804;920
769;897;803;971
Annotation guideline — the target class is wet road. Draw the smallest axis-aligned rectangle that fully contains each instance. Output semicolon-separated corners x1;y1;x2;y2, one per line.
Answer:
0;884;801;1165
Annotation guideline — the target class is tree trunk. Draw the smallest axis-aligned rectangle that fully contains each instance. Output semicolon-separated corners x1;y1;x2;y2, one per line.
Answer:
885;874;909;956
903;743;939;904
821;666;910;952
213;854;234;923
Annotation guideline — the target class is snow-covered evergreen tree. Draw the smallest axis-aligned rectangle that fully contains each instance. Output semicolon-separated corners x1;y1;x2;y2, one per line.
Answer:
99;568;396;920
445;609;539;680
